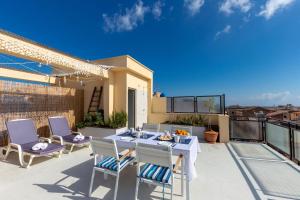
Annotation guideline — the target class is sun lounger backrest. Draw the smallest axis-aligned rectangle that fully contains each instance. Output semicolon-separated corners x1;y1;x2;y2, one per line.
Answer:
136;143;172;168
48;116;72;137
6;119;38;145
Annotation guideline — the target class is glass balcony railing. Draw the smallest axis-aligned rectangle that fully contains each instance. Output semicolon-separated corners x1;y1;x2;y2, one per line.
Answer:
294;129;300;161
266;123;290;155
230;118;300;165
166;94;225;114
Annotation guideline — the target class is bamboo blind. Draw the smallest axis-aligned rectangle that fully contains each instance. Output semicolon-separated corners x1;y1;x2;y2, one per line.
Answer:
0;80;84;146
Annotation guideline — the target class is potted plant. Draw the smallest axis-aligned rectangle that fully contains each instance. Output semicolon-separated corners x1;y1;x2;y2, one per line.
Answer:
204;97;219;143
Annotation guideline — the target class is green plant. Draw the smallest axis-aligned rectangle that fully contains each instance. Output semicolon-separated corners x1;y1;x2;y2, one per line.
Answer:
105;111;128;129
94;112;104;126
76;121;86;129
165;114;204;126
76;111;127;129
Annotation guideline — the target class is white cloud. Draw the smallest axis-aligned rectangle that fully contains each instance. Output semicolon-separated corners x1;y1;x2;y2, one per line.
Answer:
259;0;295;19
184;0;205;16
255;91;291;101
102;0;150;32
215;25;231;39
219;0;252;15
152;1;164;20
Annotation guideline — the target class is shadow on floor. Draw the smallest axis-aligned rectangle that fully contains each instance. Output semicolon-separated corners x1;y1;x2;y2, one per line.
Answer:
33;158;171;200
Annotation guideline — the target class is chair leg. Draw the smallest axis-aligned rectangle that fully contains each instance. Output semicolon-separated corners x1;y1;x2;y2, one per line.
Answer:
58;150;63;158
68;144;75;154
89;168;96;197
3;145;11;160
17;149;25;168
26;155;34;168
113;174;119;200
135;177;140;200
170;186;173;200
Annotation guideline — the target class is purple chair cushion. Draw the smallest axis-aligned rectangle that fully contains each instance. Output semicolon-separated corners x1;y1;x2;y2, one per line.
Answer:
6;119;38;145
21;142;64;155
48;116;72;137
62;135;91;144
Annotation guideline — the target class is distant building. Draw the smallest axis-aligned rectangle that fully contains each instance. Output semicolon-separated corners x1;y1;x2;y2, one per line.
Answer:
266;110;300;121
227;106;274;119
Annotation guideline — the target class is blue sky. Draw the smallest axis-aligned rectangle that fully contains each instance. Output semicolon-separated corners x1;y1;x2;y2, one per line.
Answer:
0;0;300;106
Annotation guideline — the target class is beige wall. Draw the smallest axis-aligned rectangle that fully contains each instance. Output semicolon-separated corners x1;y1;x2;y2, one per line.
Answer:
94;55;153;126
113;72;127;112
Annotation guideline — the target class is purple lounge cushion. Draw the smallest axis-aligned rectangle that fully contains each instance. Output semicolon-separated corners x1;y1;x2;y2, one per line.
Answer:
21;142;64;155
62;135;91;144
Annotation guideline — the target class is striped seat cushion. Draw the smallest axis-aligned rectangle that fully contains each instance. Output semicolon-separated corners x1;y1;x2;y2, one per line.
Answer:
139;163;172;184
96;155;134;171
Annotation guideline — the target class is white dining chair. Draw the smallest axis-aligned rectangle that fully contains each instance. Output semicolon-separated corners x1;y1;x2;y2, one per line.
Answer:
171;125;193;136
142;123;160;132
134;143;182;200
89;139;135;200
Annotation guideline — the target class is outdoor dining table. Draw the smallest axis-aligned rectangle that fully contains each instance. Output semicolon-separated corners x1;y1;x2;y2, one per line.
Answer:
104;131;201;200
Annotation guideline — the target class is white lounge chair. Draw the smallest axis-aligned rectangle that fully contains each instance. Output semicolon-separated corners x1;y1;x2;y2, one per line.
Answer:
89;139;135;200
4;119;64;168
48;116;91;153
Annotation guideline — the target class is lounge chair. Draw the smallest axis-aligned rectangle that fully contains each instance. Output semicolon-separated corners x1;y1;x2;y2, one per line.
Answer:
142;123;160;132
4;119;64;168
48;116;91;153
89;139;135;200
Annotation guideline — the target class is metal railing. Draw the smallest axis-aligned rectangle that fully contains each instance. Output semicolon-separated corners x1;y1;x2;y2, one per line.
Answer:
167;94;225;114
230;118;264;141
230;117;300;165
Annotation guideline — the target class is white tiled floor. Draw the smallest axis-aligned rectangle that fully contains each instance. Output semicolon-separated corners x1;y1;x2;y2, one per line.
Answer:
0;143;255;200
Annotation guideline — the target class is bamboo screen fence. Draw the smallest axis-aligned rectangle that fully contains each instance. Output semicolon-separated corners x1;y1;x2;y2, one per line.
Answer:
0;80;84;146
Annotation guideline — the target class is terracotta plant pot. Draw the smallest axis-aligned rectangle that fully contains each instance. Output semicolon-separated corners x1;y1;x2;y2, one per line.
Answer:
204;130;219;144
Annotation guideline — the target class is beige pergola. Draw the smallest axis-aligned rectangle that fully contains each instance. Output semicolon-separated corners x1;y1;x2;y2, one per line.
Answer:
0;29;109;79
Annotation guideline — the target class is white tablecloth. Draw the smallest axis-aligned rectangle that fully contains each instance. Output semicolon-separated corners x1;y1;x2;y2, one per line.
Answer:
105;132;200;181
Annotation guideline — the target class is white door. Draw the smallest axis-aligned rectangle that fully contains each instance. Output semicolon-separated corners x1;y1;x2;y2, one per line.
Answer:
136;86;147;128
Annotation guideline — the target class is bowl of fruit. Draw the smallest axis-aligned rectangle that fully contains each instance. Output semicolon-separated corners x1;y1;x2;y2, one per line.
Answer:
175;129;190;139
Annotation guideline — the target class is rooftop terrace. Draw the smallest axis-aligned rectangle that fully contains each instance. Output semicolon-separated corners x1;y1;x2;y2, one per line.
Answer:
1;141;299;200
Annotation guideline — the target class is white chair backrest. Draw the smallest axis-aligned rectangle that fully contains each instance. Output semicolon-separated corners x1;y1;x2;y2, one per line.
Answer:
171;125;193;135
91;139;118;159
135;143;172;168
142;123;160;132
